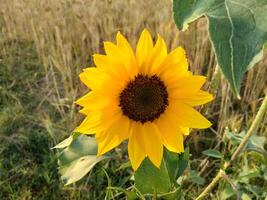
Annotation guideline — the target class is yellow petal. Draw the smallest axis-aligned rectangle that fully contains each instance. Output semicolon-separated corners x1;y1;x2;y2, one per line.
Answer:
156;46;188;75
167;75;207;96
93;54;110;69
76;102;121;133
142;123;163;168
136;29;153;69
93;54;129;83
74;113;103;134
99;102;121;123
104;40;137;78
128;123;147;170
96;115;130;156
180;126;190;135
171;101;212;129
104;41;120;57
171;90;214;106
80;67;113;90
156;110;184;153
116;32;133;52
75;91;110;109
79;67;103;90
79;67;123;96
116;32;138;76
146;34;168;74
104;41;129;66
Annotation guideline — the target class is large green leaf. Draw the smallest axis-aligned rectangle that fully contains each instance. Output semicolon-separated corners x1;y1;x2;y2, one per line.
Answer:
57;134;107;185
134;148;189;195
134;158;172;194
177;147;190;177
173;0;267;97
164;149;181;184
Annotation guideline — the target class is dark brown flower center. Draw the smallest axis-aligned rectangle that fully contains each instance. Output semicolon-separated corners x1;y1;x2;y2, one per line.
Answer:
119;74;168;123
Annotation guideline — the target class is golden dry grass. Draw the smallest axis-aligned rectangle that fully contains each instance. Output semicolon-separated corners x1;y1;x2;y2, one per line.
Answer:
1;0;266;136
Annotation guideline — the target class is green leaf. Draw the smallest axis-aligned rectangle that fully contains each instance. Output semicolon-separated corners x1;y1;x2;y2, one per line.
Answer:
226;130;267;156
241;193;252;200
264;41;267;50
189;172;205;186
202;149;224;158
238;168;260;183
53;136;73;149
173;0;267;97
125;191;139;200
107;186;139;200
134;158;172;194
177;147;190;177
116;161;131;171
246;134;267;156
188;170;205;185
158;187;182;200
52;132;80;149
225;130;243;145
57;135;107;185
164;148;190;181
220;183;236;200
134;148;190;195
163;149;180;184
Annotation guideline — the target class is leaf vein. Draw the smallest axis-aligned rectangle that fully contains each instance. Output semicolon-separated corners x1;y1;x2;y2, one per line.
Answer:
224;0;237;94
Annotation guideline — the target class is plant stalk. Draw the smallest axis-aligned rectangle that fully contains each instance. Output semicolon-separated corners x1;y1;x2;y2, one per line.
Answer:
196;93;267;200
209;65;221;95
230;95;267;161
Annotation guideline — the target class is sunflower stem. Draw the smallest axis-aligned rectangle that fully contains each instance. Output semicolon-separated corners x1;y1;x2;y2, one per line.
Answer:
195;92;267;200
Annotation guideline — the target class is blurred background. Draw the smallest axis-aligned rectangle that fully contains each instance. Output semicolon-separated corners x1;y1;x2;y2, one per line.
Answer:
0;0;266;199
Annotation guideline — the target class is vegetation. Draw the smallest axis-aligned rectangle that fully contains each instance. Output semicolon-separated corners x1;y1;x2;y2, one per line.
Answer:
0;0;266;199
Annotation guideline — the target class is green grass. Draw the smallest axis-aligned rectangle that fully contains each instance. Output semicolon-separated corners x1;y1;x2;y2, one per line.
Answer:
0;41;61;199
0;41;133;200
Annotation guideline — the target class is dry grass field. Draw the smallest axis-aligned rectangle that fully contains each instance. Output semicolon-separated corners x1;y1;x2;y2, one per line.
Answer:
0;0;266;199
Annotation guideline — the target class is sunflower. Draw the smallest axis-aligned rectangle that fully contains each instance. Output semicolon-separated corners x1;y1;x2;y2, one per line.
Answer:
75;29;213;170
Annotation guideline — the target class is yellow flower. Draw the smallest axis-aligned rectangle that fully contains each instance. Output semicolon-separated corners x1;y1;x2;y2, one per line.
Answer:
75;29;213;170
